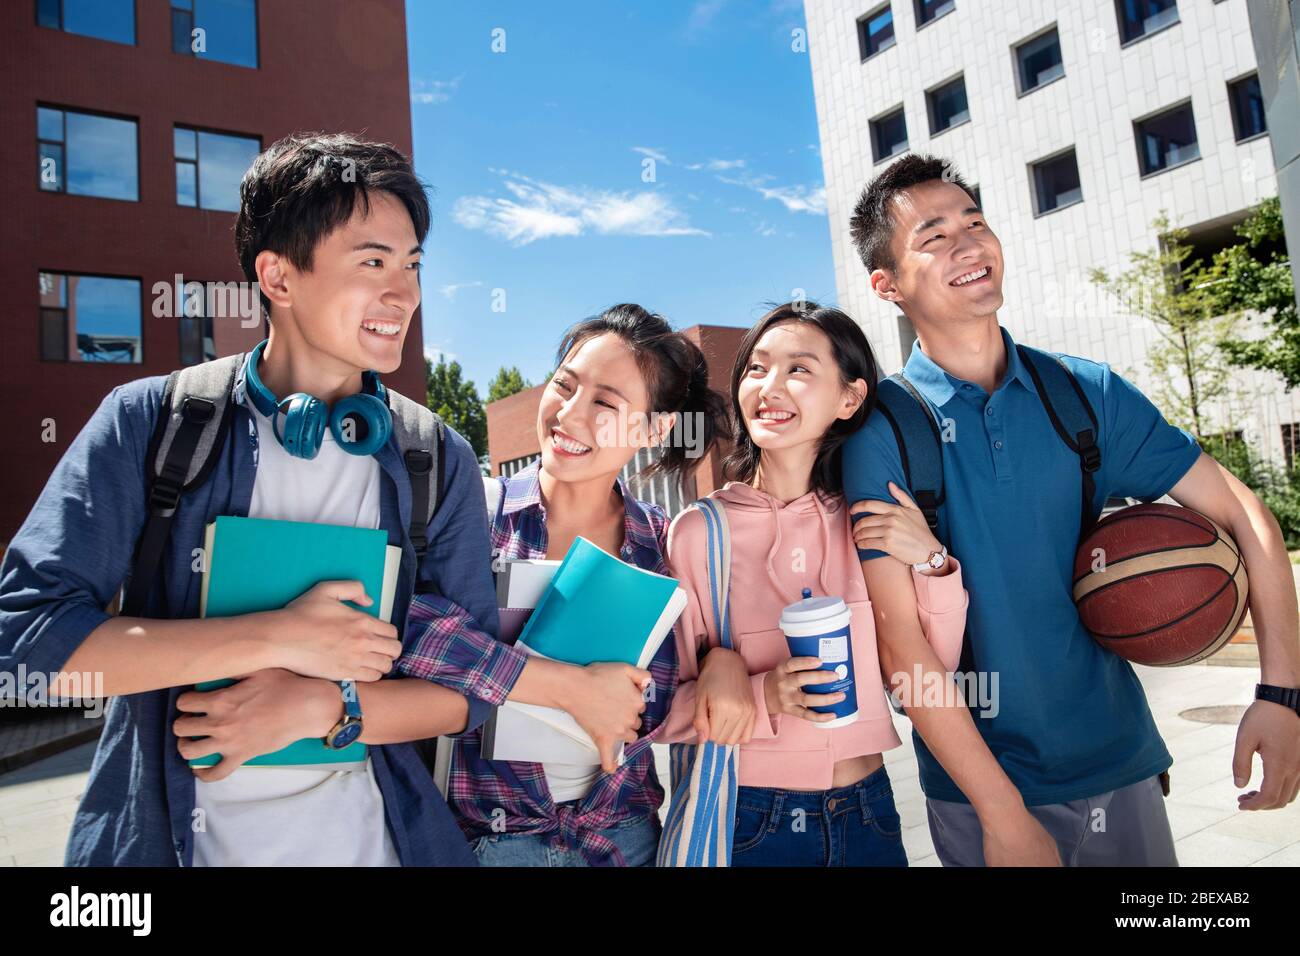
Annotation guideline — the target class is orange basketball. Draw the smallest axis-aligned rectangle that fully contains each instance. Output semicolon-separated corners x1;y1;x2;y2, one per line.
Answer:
1072;503;1248;666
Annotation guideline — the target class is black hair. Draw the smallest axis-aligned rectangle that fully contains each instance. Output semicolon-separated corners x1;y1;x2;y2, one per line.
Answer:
849;153;977;273
723;301;878;497
553;303;730;483
235;132;431;319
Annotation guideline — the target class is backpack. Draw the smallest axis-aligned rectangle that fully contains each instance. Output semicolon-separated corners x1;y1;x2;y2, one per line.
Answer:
120;352;446;617
871;343;1101;674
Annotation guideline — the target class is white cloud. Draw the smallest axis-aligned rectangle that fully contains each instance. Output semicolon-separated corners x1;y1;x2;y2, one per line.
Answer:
632;146;671;164
720;173;827;216
423;343;458;365
686;0;728;36
453;170;709;245
685;158;747;171
411;75;463;105
438;280;484;301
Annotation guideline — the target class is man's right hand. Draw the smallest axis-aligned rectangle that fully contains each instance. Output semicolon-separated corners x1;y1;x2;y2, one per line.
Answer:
262;580;402;682
982;807;1063;866
567;662;651;773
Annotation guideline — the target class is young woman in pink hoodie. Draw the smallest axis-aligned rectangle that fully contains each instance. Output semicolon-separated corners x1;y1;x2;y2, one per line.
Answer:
660;301;967;866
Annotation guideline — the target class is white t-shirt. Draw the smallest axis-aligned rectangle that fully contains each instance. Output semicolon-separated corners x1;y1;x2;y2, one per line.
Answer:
544;763;601;803
191;397;400;867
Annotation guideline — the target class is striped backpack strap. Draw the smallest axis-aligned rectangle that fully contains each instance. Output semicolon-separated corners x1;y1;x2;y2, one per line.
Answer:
656;496;741;867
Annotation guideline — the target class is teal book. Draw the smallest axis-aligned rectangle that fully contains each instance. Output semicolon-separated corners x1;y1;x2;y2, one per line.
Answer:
188;515;400;770
516;536;685;668
483;536;687;765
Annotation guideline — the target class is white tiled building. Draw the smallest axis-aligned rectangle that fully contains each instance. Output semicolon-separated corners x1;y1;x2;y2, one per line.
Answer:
805;0;1300;466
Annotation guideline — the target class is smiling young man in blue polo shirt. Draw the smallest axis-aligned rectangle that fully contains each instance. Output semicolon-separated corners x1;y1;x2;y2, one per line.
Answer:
843;154;1300;866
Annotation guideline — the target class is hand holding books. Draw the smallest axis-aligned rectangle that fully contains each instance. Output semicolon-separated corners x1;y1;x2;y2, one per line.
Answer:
265;580;402;682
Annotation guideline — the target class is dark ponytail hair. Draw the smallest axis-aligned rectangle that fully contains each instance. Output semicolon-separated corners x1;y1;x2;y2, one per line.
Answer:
723;301;878;497
554;303;731;482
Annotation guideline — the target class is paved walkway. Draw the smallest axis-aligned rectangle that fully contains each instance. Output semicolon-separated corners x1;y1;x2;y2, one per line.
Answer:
2;661;1297;866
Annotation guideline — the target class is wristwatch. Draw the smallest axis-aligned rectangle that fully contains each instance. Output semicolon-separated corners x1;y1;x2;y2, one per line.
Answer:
1255;684;1300;716
324;680;364;749
912;545;948;572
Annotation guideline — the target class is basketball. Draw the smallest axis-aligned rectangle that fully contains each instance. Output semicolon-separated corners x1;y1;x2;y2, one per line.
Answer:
1072;503;1249;666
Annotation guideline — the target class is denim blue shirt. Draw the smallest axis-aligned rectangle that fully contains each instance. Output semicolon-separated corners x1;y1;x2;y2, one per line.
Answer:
0;365;496;866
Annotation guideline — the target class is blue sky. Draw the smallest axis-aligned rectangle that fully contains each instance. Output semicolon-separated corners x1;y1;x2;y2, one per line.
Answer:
405;0;837;395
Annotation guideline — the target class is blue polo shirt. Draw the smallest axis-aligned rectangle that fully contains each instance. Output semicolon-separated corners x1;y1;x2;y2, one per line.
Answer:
0;367;495;865
842;326;1202;805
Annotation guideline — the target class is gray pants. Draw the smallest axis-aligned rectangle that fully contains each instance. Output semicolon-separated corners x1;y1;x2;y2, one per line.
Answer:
926;774;1178;866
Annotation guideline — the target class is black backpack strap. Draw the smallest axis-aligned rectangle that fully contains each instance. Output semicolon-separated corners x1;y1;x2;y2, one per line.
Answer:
1015;345;1102;540
122;354;243;616
873;373;945;532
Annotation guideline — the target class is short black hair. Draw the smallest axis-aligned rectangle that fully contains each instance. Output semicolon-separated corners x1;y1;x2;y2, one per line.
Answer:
235;132;431;318
723;301;878;498
848;153;976;273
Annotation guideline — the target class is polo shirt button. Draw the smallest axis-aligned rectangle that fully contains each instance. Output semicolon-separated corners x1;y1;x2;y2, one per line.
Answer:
986;407;994;416
962;384;973;390
994;440;1003;450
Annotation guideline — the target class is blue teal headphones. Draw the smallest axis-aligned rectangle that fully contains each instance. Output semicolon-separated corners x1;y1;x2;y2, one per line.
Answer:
243;339;392;459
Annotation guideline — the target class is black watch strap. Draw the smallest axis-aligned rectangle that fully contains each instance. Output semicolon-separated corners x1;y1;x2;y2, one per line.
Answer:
1255;684;1300;713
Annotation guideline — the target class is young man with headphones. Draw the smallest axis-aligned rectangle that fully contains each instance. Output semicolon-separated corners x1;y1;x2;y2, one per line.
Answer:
0;134;496;865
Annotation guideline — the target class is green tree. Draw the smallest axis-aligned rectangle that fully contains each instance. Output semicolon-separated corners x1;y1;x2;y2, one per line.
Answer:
425;356;487;459
1203;197;1299;388
487;366;532;403
1089;213;1240;440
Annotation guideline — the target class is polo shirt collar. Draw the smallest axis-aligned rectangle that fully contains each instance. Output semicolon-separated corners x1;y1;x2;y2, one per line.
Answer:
900;324;1035;406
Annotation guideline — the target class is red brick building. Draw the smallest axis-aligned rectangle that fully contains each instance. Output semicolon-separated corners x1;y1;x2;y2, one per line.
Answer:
0;0;424;543
487;324;748;514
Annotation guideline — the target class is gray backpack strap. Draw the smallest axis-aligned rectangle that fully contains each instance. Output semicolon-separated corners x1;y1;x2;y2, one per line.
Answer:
385;389;446;562
122;354;244;616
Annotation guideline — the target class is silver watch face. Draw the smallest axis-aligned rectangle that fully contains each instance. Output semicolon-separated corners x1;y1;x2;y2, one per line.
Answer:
928;551;944;569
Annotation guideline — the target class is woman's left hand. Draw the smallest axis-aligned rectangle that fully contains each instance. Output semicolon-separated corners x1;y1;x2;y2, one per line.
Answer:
848;481;944;568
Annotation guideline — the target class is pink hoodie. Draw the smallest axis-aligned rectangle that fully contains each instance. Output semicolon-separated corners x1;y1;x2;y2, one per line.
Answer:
660;481;968;791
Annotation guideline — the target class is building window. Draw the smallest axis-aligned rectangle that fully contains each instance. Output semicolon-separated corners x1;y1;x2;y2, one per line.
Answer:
174;126;261;211
1283;423;1300;472
1134;101;1199;177
927;75;969;135
857;4;895;60
871;107;908;164
1014;26;1064;95
499;455;539;479
171;0;259;68
896;314;918;364
915;0;955;28
36;0;135;44
622;446;695;518
36;106;138;201
1228;74;1267;142
177;280;218;366
39;271;142;363
1115;0;1179;46
1030;149;1082;215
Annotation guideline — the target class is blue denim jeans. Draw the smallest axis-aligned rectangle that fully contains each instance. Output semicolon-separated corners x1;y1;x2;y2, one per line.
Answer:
730;765;908;867
470;808;661;867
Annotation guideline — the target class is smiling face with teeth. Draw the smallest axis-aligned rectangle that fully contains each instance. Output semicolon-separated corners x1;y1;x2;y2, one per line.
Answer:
256;191;422;400
536;332;660;486
737;320;867;459
869;179;1004;330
